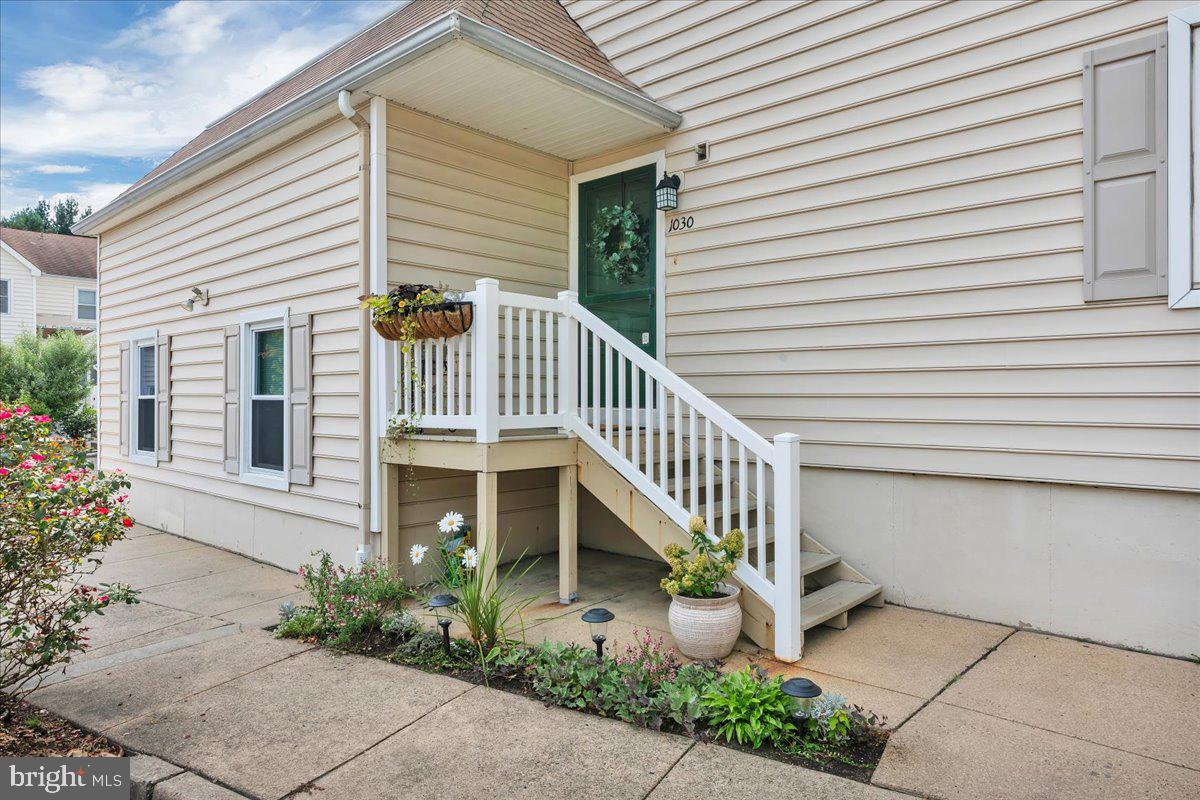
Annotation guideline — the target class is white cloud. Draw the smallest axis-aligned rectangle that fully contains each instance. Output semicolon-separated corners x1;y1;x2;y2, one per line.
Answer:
0;0;402;162
0;179;130;217
31;165;90;174
52;183;131;213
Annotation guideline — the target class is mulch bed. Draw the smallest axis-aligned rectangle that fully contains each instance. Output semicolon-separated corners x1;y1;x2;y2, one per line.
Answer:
340;637;887;783
0;692;123;757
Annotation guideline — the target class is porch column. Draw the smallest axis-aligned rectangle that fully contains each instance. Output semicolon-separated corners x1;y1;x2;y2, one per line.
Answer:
558;464;578;604
380;462;401;565
476;471;499;589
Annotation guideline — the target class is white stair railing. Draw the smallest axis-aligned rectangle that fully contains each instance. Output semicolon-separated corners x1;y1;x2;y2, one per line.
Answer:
384;278;803;660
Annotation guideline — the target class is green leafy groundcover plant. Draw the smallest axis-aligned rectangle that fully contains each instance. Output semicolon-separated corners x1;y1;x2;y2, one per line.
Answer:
283;551;418;648
0;403;137;695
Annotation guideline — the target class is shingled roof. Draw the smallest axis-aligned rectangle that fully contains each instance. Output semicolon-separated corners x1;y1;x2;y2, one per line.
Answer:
1;227;96;279
124;0;642;196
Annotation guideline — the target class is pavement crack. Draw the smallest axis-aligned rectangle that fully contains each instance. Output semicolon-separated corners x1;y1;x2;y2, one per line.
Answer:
640;738;695;799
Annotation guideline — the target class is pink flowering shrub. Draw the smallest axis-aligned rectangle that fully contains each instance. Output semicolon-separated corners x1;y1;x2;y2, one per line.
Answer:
294;550;416;647
0;403;137;695
616;627;681;688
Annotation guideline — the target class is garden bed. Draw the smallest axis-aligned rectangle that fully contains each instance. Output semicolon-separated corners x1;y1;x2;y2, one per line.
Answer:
0;692;123;757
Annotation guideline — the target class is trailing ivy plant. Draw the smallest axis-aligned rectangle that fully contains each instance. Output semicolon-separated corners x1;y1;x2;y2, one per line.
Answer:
588;202;648;284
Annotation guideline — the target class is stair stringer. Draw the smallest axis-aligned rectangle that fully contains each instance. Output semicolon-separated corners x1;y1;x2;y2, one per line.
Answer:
576;441;776;651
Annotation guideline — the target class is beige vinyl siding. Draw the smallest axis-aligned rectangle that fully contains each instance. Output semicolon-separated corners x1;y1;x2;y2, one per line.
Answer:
36;275;97;330
567;0;1200;492
96;117;363;564
0;247;36;342
385;102;571;558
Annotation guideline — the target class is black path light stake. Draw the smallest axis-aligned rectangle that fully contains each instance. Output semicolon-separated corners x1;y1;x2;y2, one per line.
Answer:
781;677;823;719
428;594;459;656
580;607;615;658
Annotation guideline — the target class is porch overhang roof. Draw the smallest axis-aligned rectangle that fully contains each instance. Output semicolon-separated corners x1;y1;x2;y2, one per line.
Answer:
75;11;679;236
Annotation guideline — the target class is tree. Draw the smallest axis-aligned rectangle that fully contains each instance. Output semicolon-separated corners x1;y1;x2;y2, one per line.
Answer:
0;331;95;439
1;198;92;234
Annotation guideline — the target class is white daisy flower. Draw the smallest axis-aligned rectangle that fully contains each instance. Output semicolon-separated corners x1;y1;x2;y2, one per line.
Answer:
461;547;479;569
438;511;465;534
409;543;428;566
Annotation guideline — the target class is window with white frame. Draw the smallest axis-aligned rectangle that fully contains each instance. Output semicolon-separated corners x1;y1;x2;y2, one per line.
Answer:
1168;5;1200;307
0;278;9;314
133;340;155;456
76;288;97;321
244;319;287;478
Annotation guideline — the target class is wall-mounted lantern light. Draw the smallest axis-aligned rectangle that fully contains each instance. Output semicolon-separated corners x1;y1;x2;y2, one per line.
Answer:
655;172;681;212
580;607;615;658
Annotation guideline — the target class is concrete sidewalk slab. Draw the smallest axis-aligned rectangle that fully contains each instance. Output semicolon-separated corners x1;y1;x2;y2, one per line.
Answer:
109;649;471;800
312;684;692;800
75;601;201;655
940;631;1200;770
153;772;246;800
33;630;311;731
105;533;207;563
93;545;250;590
81;613;228;663
796;605;1013;698
649;742;907;799
136;562;300;617
873;701;1200;800
216;590;308;629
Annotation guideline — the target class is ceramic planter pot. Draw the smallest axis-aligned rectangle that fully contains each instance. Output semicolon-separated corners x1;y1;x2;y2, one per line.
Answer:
667;582;742;660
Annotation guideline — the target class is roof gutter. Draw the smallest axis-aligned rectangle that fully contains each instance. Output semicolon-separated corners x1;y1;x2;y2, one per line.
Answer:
74;11;680;236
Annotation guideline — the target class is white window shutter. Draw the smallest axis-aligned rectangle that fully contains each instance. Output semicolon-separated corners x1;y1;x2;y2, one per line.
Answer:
1082;33;1169;301
156;334;171;461
223;325;240;474
118;341;130;457
287;314;313;486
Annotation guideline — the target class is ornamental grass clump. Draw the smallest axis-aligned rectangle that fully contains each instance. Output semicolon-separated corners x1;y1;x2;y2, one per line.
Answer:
661;516;744;598
0;403;137;695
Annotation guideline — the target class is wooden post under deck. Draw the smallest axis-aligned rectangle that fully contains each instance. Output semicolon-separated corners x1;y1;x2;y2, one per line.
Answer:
558;464;578;604
476;471;499;589
380;462;401;565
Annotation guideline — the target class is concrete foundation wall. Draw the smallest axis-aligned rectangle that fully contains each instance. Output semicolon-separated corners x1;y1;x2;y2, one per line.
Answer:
800;468;1200;658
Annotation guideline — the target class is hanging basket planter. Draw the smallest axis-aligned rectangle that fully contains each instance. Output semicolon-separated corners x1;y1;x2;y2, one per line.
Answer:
361;285;473;342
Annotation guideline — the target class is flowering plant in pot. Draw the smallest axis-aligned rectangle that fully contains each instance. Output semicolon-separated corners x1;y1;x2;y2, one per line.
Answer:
661;516;745;660
359;284;472;342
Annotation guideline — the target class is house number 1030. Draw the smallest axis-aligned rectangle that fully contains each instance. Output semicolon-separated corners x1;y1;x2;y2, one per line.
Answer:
667;215;695;232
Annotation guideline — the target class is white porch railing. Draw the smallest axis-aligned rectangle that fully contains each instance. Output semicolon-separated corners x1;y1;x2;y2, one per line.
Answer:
383;278;803;660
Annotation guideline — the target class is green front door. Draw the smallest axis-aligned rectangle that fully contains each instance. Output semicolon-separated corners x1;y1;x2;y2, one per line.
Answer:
578;165;656;409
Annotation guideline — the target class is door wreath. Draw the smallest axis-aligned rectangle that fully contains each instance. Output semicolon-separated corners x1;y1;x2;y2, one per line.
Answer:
588;202;648;284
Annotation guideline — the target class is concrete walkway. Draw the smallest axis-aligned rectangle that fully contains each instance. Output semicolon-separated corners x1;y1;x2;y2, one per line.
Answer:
29;527;1200;799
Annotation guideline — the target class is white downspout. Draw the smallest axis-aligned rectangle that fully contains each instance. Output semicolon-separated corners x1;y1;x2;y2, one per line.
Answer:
339;90;375;565
367;96;389;543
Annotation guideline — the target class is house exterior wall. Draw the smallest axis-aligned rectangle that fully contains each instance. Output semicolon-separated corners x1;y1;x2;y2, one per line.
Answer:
96;117;364;570
37;275;97;332
565;0;1200;655
384;102;571;564
0;247;36;343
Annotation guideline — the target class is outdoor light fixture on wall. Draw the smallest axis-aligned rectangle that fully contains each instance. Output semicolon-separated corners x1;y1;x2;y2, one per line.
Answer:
580;607;615;657
180;287;209;312
428;594;459;655
655;172;681;212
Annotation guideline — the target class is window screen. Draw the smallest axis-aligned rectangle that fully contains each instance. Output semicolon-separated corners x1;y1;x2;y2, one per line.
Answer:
77;289;97;321
0;279;9;314
136;343;155;453
250;327;284;472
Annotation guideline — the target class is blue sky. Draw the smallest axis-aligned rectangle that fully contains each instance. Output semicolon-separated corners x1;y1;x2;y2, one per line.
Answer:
0;0;401;216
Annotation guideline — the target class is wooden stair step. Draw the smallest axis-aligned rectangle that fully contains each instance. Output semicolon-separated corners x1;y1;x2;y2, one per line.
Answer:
799;580;883;631
764;551;841;579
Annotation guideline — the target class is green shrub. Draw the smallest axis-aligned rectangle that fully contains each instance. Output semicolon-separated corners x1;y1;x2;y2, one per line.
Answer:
0;332;95;439
661;516;744;598
295;550;417;647
700;665;796;749
795;692;885;745
274;610;321;640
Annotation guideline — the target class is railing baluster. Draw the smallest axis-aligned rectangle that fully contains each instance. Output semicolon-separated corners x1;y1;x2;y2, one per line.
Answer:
434;338;444;416
504;306;513;415
532;310;541;415
673;393;682;506
401;343;411;418
722;431;730;536
458;333;468;415
617;353;626;458
591;330;600;433
604;341;613;446
518;308;527;416
644;373;654;483
629;362;638;473
756;457;766;575
739;442;748;558
423;339;432;416
705;418;714;535
658;382;667;494
689;406;698;517
446;337;455;415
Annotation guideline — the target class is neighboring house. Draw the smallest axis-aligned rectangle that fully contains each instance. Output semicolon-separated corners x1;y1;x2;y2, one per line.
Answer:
74;1;1200;660
0;227;98;343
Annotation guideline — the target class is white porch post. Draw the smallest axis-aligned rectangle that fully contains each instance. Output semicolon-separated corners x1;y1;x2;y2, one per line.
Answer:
473;278;500;443
556;291;578;419
772;433;803;661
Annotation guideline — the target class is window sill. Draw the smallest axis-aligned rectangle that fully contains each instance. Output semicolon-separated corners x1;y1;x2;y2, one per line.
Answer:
129;451;157;467
239;470;289;491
